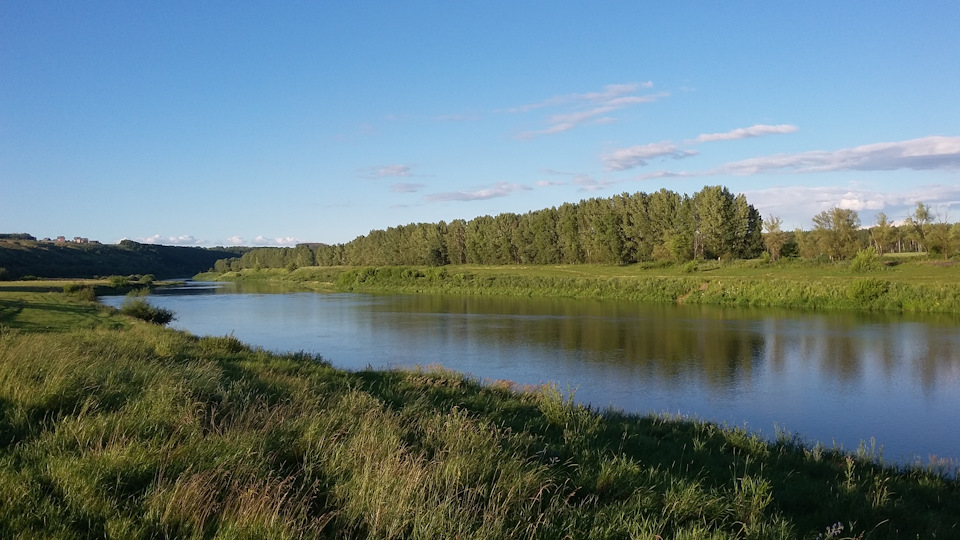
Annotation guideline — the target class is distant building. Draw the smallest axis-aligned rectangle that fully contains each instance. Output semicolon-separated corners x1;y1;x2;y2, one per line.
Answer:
73;237;89;244
56;236;67;243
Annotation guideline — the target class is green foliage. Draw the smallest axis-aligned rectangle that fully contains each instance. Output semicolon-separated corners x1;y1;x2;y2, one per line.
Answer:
849;248;883;273
0;268;9;281
213;186;765;272
0;324;957;538
62;283;97;301
119;294;175;325
108;275;131;288
0;240;237;279
847;279;890;304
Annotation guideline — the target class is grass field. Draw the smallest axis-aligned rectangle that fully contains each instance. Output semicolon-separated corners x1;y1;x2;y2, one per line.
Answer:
0;280;127;332
1;284;959;538
205;257;960;314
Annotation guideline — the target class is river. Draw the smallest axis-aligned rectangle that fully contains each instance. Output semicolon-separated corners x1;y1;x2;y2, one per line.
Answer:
101;281;960;468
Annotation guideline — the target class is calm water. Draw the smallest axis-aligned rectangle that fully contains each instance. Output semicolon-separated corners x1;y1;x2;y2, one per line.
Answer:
102;282;960;467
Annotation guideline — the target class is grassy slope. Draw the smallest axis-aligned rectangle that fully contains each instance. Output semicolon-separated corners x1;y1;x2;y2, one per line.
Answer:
206;257;960;314
0;240;237;280
0;286;958;538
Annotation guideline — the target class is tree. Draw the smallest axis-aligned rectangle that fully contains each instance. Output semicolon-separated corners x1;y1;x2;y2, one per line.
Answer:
870;212;895;255
811;208;861;261
556;203;583;264
691;186;734;259
445;220;468;265
763;216;786;261
904;201;932;252
733;194;764;259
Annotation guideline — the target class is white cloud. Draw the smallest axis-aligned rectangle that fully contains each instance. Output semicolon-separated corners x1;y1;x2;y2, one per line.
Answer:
227;236;245;245
540;169;621;191
252;235;301;246
435;113;479;122
358;164;414;179
694;124;798;143
603;142;699;171
512;83;668;139
629;135;960;178
743;183;960;230
138;234;204;246
424;182;531;202
392;182;425;193
713;136;960;175
572;174;620;191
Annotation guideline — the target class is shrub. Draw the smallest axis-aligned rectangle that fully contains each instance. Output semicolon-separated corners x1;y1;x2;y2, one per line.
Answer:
849;248;883;273
108;275;131;288
847;278;890;304
120;295;175;325
63;283;97;301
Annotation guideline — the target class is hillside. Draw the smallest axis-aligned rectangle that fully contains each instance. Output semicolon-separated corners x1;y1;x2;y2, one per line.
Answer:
0;239;241;279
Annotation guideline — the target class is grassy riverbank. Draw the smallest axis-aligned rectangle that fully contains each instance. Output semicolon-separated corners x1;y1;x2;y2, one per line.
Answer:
200;256;960;314
1;286;959;538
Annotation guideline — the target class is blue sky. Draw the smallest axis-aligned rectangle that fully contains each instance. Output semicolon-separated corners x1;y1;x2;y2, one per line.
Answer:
2;2;959;247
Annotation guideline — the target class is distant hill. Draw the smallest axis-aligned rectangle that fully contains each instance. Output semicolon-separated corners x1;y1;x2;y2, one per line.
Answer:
0;239;242;279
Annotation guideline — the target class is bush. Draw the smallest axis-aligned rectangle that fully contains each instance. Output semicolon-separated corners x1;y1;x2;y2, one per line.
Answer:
120;295;175;325
849;248;883;273
108;275;131;288
63;283;97;301
847;278;890;304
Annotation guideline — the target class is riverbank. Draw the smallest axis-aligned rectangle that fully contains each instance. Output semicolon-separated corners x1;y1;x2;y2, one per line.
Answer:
1;286;959;538
198;257;960;314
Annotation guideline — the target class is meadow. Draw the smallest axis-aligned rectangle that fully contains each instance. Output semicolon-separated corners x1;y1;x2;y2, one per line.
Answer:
0;284;958;538
203;255;960;314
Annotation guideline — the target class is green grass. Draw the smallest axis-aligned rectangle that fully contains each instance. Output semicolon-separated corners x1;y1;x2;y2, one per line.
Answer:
0;281;127;333
0;290;958;538
210;258;960;314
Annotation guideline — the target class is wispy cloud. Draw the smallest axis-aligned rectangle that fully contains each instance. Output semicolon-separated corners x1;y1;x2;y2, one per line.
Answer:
572;174;620;191
605;123;796;172
714;136;960;175
435;113;480;122
603;142;699;171
424;182;530;202
693;124;798;143
358;164;415;179
392;182;426;193
541;169;621;191
630;135;960;178
512;82;667;139
137;234;204;246
252;235;302;246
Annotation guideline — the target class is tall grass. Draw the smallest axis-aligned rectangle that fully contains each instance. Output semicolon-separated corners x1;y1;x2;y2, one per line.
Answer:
328;263;960;314
1;321;958;538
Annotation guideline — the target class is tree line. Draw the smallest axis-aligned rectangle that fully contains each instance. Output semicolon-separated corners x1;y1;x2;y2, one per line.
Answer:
0;239;242;280
216;185;763;271
212;186;960;273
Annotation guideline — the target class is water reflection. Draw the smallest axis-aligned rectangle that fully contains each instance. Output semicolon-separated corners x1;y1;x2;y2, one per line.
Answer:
102;283;960;465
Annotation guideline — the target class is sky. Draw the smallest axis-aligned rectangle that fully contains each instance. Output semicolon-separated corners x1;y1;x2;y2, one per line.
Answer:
2;2;959;247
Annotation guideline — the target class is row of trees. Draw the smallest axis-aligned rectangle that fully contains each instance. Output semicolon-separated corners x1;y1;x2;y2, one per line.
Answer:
760;202;960;263
212;189;958;273
216;186;764;271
